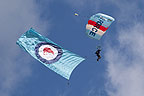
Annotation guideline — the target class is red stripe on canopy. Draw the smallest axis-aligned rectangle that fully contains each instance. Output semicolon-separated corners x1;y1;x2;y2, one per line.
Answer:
88;20;108;31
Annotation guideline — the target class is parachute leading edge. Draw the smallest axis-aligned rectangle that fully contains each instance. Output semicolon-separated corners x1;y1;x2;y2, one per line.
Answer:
86;13;115;40
16;28;85;80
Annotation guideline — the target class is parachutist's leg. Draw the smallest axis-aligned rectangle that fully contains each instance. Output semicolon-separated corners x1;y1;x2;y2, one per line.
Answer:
97;55;101;61
99;56;101;59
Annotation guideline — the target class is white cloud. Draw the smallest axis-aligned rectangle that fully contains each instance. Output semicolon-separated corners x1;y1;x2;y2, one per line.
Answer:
108;0;143;24
0;0;49;96
102;1;144;96
66;0;144;96
105;23;144;96
65;1;144;96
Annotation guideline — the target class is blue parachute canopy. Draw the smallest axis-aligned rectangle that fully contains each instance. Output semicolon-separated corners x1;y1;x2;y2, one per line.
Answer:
86;13;115;40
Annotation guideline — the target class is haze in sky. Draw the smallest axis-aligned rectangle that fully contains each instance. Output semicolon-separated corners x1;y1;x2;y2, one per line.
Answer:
0;0;144;96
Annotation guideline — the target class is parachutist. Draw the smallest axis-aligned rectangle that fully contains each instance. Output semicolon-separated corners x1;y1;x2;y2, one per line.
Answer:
95;49;101;61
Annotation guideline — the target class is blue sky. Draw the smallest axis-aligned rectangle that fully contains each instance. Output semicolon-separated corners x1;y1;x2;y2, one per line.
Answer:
0;0;144;96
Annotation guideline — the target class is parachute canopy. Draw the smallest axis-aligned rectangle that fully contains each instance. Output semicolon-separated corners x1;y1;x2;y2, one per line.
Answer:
86;13;115;40
74;13;79;16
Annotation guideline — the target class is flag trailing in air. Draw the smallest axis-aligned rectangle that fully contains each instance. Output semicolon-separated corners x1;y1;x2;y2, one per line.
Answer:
16;28;85;80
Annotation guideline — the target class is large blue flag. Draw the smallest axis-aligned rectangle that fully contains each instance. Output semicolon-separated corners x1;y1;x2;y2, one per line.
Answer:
16;28;85;80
